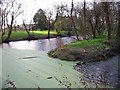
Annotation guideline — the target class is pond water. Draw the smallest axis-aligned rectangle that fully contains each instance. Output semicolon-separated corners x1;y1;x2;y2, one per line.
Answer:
0;36;84;88
1;36;82;51
1;36;119;88
1;48;82;88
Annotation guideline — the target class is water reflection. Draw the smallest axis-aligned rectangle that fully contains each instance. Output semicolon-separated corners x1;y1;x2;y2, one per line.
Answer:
1;36;81;51
55;37;64;48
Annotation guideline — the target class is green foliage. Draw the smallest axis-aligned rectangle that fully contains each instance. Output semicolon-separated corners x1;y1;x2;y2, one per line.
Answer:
33;9;48;30
54;17;62;34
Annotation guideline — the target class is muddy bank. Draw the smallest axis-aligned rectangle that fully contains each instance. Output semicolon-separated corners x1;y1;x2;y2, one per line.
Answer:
48;47;114;63
48;46;119;88
74;55;120;88
48;44;120;88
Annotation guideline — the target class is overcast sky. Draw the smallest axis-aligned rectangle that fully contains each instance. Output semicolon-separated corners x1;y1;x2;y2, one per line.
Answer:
15;0;118;25
15;0;93;25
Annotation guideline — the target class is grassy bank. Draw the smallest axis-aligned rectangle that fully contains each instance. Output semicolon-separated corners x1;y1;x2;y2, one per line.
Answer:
48;35;111;62
2;30;68;41
65;35;108;49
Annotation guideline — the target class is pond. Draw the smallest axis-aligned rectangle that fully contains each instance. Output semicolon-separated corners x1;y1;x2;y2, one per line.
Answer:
0;36;118;88
0;36;85;88
1;48;82;88
1;36;82;51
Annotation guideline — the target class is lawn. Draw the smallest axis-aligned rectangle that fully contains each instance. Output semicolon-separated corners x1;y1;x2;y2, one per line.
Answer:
3;30;67;41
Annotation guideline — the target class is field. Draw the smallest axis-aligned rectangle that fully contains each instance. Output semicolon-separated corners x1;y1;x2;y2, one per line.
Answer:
2;30;68;41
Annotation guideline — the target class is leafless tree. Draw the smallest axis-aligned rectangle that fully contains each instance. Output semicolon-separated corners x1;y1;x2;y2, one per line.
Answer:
45;9;53;39
4;0;23;43
102;2;112;44
116;2;120;53
0;0;10;41
54;2;68;36
87;2;102;38
83;0;86;39
70;0;79;40
22;20;31;38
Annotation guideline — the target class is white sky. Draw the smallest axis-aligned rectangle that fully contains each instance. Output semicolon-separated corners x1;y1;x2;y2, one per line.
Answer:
15;0;93;25
15;0;118;25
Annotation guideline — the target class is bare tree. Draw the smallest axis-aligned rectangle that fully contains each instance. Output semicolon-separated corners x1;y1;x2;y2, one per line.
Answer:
0;0;10;41
88;2;102;38
54;2;67;36
83;0;86;39
4;0;23;43
70;0;79;40
22;20;31;38
45;9;53;39
0;0;2;44
116;2;120;53
102;2;111;44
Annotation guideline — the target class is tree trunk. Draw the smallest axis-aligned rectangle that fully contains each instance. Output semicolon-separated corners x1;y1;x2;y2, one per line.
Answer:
106;17;111;43
116;2;120;53
83;1;86;39
97;16;104;35
103;2;111;44
47;20;51;39
23;21;31;38
70;0;79;40
6;15;14;42
88;16;96;38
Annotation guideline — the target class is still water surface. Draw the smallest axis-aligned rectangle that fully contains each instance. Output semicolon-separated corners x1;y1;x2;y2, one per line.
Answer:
1;36;82;51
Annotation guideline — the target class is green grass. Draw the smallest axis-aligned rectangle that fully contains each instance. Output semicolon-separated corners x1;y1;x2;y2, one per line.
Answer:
31;30;57;35
30;30;57;38
65;35;109;49
3;30;67;41
3;31;28;40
